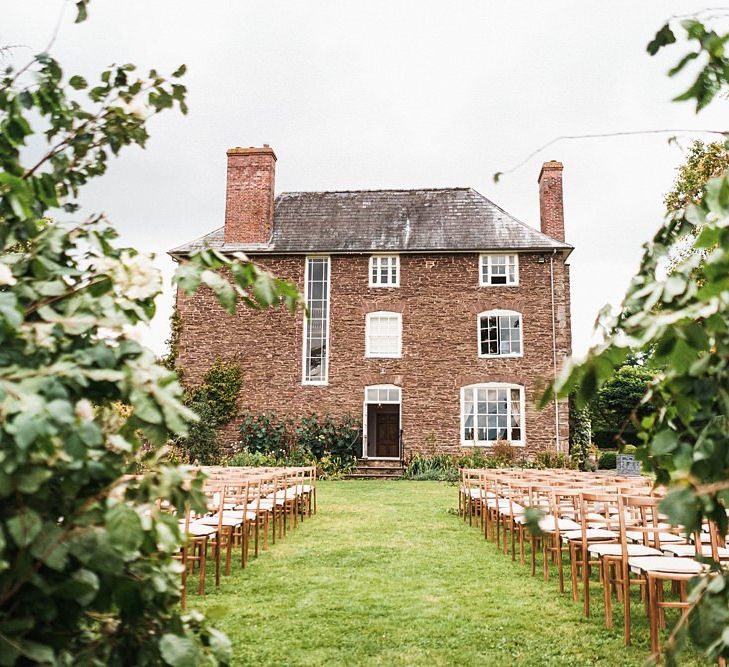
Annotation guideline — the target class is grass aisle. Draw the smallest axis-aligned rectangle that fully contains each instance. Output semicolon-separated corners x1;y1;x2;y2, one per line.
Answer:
196;481;706;666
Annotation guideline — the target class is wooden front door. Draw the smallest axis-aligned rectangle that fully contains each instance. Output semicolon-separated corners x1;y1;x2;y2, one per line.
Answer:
375;410;400;458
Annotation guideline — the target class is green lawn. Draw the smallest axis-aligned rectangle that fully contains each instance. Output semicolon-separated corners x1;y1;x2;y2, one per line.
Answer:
194;481;707;666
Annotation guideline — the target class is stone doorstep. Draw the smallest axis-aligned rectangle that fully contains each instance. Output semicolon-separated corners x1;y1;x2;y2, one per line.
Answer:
346;473;403;480
346;460;405;480
355;459;403;468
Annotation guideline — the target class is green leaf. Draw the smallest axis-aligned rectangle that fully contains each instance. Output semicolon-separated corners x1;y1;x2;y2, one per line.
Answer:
523;507;545;537
106;503;143;557
651;430;679;456
6;509;43;547
16;468;53;494
201;270;235;314
208;628;232;662
30;526;69;571
159;634;201;667
647;23;676;56
660;488;700;533
54;568;99;605
0;293;23;330
172;64;187;78
17;639;54;664
68;75;87;90
252;273;277;306
75;0;88;23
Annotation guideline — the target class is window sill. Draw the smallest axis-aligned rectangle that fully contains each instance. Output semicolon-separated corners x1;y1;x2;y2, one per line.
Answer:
478;283;520;288
478;353;524;359
460;442;525;448
302;380;329;387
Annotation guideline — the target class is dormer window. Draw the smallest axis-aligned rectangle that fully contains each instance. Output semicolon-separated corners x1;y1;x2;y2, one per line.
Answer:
480;254;518;286
370;255;399;287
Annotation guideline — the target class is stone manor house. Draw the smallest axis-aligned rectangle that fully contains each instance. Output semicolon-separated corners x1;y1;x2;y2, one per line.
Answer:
170;146;573;461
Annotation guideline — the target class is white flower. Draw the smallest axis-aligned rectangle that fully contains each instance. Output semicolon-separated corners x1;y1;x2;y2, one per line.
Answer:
119;95;149;119
75;399;95;422
93;251;161;301
123;324;145;344
0;262;16;286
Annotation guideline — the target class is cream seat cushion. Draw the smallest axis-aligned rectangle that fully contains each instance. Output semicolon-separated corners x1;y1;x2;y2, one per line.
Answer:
628;556;706;575
588;543;660;557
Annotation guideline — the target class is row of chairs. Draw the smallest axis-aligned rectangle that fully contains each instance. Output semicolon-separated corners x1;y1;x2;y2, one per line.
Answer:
459;467;727;658
175;466;317;607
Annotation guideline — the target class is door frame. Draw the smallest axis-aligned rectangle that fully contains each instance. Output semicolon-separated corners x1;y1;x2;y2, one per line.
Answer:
362;384;401;460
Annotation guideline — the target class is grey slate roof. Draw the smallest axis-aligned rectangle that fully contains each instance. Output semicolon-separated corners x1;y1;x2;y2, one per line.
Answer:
169;187;571;256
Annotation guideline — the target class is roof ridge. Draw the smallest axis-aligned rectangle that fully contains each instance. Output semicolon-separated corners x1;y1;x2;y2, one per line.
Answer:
277;187;471;196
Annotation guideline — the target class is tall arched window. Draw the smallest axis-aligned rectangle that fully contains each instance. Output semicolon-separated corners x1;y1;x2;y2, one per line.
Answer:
477;310;522;357
365;311;402;358
460;383;525;446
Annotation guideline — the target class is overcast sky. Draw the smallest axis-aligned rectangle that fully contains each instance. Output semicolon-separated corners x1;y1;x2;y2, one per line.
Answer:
4;1;727;357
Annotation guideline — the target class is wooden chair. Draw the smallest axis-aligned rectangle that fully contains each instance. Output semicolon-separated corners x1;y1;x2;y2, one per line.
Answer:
174;503;215;607
611;494;706;648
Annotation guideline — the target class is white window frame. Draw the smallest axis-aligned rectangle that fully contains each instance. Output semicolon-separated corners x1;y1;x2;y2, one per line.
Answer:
302;255;331;385
479;253;519;287
460;383;525;447
365;311;402;358
477;309;523;358
369;254;400;288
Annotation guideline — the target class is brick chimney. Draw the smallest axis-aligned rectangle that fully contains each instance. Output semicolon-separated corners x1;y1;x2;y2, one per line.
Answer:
538;160;565;242
224;145;276;244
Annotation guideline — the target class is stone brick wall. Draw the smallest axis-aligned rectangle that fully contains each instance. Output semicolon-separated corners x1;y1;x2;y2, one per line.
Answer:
175;251;572;458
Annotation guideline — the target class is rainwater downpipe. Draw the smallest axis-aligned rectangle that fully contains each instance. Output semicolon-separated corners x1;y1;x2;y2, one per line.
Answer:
549;250;561;454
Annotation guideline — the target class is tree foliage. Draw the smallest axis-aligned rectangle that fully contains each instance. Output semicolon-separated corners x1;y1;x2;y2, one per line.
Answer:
0;6;302;665
665;140;729;213
547;14;729;663
588;364;655;446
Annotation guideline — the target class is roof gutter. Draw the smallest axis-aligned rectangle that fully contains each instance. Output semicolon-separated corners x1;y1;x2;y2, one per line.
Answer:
168;246;573;261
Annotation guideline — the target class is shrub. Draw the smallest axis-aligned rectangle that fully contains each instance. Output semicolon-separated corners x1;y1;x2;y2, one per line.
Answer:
239;413;292;456
598;451;618;469
533;450;574;469
225;449;278;467
235;413;361;477
569;393;592;470
404;454;458;481
174;359;243;464
295;414;361;460
490;440;517;466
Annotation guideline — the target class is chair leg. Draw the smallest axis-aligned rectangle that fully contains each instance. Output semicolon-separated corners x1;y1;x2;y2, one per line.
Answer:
225;527;233;576
180;544;188;609
241;523;248;568
214;533;221;587
603;560;613;629
556;541;565;593
570;543;580;604
647;576;660;656
198;539;207;596
623;570;632;646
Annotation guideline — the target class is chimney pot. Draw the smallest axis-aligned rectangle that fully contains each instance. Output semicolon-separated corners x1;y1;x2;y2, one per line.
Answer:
224;145;276;244
538;160;565;242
